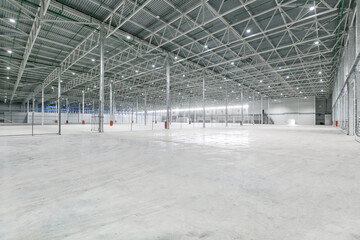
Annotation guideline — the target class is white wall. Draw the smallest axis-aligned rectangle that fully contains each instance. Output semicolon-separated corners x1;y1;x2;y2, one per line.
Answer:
267;96;315;125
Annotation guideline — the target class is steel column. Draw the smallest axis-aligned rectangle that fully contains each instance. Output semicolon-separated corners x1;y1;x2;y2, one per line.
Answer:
41;86;44;125
144;89;147;126
110;82;113;124
260;96;263;124
136;97;138;124
225;81;228;127
202;71;205;128
27;100;29;124
58;69;61;135
166;56;171;129
82;90;85;122
241;89;244;124
252;92;255;124
99;24;105;132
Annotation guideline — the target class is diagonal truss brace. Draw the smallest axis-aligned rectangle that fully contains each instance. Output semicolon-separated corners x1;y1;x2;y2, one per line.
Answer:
10;0;51;102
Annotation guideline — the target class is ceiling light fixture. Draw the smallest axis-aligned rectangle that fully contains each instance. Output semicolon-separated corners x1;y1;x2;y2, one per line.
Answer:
91;59;95;62
6;67;10;70
9;18;16;23
310;6;315;11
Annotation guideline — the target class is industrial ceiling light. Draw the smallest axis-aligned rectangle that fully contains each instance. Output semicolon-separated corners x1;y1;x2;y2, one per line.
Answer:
309;6;315;11
7;50;12;54
182;74;185;77
268;85;270;88
135;70;139;73
6;77;9;79
314;41;319;45
281;93;283;95
72;72;75;75
174;56;178;60
156;15;160;19
320;79;323;82
126;35;131;40
318;71;322;74
91;59;95;62
279;67;282;69
122;75;124;78
299;91;302;93
6;67;10;70
152;64;155;68
9;18;16;23
286;76;289;79
321;89;324;92
231;62;234;65
246;29;251;33
260;80;263;83
204;45;208;49
304;96;307;99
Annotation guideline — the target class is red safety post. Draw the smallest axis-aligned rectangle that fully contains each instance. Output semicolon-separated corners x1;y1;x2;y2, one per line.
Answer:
155;120;157;124
189;120;191;124
55;120;58;124
165;121;167;129
66;120;69;124
110;120;113;126
82;120;85;124
240;121;243;126
336;121;338;127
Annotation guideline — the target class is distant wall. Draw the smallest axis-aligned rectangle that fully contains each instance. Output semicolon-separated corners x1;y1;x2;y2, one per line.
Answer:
265;96;316;125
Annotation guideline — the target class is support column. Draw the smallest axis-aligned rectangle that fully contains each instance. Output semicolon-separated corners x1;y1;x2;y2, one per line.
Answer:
166;56;171;129
66;98;69;123
136;97;138;124
241;89;244;124
99;24;105;132
144;89;147;126
268;97;271;124
225;81;228;127
188;95;191;124
260;96;263;124
109;82;113;125
355;70;360;137
82;90;85;124
252;92;255;124
202;70;205;128
58;69;61;135
27;100;30;124
41;86;44;125
356;4;360;56
78;103;80;123
32;97;35;136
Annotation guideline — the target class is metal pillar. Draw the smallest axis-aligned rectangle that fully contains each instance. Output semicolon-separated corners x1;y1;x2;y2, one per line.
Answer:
268;97;271;124
32;97;35;136
225;81;228;127
99;23;105;132
41;86;44;125
188;95;191;123
241;89;244;124
260;96;263;124
82;91;85;123
58;69;61;135
166;55;171;129
78;103;80;123
144;89;147;126
27;100;30;123
66;98;69;123
109;82;113;124
356;4;360;58
202;71;205;128
136;97;138;124
252;92;255;124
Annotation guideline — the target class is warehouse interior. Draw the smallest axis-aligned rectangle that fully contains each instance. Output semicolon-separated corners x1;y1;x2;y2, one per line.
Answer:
1;0;360;239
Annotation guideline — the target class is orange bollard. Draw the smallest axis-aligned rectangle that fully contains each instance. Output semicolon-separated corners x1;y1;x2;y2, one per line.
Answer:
82;120;85;124
110;120;113;126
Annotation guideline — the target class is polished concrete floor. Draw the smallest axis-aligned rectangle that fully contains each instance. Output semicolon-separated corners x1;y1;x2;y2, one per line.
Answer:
1;125;360;239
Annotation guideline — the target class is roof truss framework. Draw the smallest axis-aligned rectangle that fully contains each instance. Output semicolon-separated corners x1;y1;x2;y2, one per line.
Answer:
0;0;352;106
